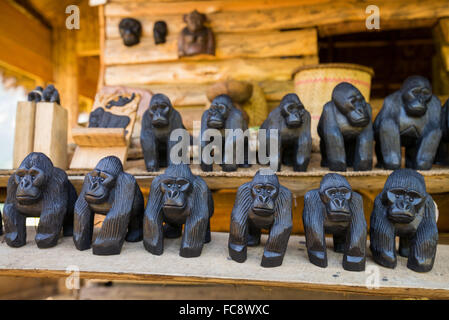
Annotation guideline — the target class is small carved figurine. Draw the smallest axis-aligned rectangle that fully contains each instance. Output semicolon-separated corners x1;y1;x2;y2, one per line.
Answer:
260;93;312;172
229;170;292;268
140;93;188;172
143;164;214;257
178;10;214;57
153;20;167;45
318;82;373;171
73;156;144;255
88;108;130;129
200;94;250;172
303;173;366;271
374;76;442;170
370;169;438;272
119;18;142;47
28;84;60;105
434;98;449;165
4;152;76;248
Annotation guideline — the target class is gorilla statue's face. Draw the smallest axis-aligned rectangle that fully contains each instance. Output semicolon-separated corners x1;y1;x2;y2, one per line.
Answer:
402;80;432;117
84;169;116;204
251;183;279;217
385;188;425;224
119;18;142;47
281;98;305;128
15;166;46;205
334;84;370;127
320;186;352;222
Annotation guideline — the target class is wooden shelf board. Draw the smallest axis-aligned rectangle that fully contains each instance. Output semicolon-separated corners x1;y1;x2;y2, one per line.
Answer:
0;228;448;299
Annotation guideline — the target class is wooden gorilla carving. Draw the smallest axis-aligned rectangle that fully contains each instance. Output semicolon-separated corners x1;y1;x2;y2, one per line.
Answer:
229;170;292;268
260;93;312;172
140;93;188;172
201;94;250;172
374;76;442;170
303;173;366;271
4;152;76;248
143;164;214;257
73;156;144;255
27;84;60;105
178;10;214;57
119;18;142;47
370;169;438;272
318;82;373;171
435;98;449;165
153;20;167;45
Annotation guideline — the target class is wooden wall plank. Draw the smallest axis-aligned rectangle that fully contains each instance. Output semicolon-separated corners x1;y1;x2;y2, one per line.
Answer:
105;0;449;36
105;56;318;85
105;29;317;64
0;0;52;81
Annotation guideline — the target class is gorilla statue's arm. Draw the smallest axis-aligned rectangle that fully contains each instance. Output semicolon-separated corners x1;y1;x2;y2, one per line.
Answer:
35;168;68;248
408;198;438;272
369;195;397;268
354;105;373;171
228;182;252;262
375;96;401;169
262;186;292;268
180;177;212;257
73;177;95;251
416;97;442;169
200;110;214;172
143;175;165;255
140;109;159;172
320;102;346;171
92;173;136;255
294;110;312;171
222;109;246;172
343;192;367;271
3;176;26;247
303;190;327;267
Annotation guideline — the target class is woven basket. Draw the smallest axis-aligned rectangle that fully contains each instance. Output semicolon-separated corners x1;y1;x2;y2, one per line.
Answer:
292;63;374;152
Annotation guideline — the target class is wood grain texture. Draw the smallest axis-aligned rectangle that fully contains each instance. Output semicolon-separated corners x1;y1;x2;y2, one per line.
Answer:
105;56;318;85
105;0;449;36
0;0;52;81
13;102;36;169
33;102;68;170
0;227;448;299
72;128;127;147
105;29;317;64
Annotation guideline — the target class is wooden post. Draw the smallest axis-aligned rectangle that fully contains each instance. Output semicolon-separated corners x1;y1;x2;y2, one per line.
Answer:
34;102;68;169
13;101;36;168
52;25;79;143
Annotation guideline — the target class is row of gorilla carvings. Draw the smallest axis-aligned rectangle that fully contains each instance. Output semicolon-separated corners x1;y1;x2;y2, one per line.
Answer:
139;75;447;173
1;152;438;274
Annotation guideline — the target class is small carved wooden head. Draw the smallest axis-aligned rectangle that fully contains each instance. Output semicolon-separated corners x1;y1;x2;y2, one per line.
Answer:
119;18;142;47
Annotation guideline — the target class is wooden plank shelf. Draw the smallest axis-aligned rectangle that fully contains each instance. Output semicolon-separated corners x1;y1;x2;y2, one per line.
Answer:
2;158;449;195
0;227;448;299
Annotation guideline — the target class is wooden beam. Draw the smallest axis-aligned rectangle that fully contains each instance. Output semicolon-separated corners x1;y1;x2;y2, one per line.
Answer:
105;29;317;64
105;0;449;36
318;18;438;37
1;227;449;299
104;56;318;85
0;0;52;81
76;0;100;56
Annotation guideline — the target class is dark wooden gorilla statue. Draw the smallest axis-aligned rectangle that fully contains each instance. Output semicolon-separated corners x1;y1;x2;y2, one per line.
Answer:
73;156;144;255
119;17;142;47
143;164;214;257
374;76;442;170
259;93;312;172
228;170;292;268
303;173;366;271
318;82;373;171
141;93;188;172
4;152;76;248
27;84;60;105
370;169;438;272
435;98;449;165
200;94;250;172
